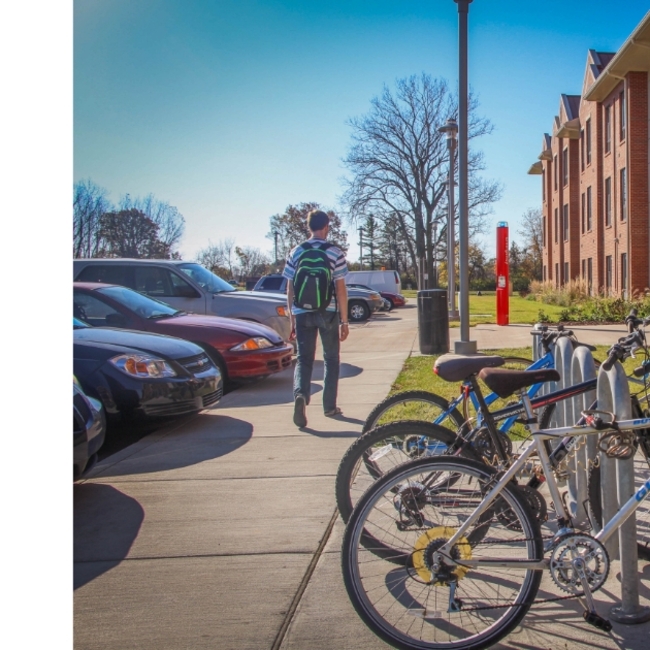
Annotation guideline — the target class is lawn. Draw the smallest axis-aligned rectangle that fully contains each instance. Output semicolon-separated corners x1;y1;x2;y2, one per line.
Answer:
400;291;565;325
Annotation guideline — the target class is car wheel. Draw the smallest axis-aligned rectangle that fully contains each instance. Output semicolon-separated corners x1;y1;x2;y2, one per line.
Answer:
348;300;370;322
198;346;229;386
385;297;395;311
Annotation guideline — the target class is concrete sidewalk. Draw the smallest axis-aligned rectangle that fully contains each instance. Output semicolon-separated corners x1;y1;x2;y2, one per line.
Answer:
74;307;649;650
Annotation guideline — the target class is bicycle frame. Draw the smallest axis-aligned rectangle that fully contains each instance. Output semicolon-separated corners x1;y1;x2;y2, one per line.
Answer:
437;396;650;570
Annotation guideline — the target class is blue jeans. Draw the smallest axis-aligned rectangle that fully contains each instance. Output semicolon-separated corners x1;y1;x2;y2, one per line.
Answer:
294;310;340;412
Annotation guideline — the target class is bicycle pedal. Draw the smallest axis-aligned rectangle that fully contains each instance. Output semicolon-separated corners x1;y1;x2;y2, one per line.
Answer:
582;611;612;632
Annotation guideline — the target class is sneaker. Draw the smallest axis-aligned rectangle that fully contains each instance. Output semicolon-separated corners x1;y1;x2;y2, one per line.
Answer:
293;396;307;428
324;407;343;417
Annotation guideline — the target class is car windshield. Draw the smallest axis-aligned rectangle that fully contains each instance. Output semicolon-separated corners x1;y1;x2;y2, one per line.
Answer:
176;263;235;293
97;286;179;319
73;317;90;329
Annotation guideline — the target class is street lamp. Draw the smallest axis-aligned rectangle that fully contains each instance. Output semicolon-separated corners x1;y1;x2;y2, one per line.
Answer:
454;0;477;353
438;118;459;319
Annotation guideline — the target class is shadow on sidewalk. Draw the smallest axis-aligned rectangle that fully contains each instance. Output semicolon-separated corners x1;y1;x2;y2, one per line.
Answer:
74;483;144;589
89;415;254;478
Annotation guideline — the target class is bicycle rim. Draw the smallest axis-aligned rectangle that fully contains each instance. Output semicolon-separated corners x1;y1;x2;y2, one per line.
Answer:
342;456;543;650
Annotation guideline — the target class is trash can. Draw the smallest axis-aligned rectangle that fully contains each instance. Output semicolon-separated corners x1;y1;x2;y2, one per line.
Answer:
417;289;449;355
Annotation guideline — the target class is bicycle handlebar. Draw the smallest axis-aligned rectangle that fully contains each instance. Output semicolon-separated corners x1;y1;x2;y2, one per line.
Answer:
602;331;645;371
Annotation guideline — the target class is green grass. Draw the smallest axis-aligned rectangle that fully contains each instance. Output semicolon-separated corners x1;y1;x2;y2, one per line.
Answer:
400;292;565;325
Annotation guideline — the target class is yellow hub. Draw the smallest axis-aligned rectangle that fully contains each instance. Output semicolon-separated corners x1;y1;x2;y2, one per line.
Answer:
412;526;472;584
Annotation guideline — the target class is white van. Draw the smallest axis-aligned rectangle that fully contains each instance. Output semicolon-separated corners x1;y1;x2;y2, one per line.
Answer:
346;270;401;295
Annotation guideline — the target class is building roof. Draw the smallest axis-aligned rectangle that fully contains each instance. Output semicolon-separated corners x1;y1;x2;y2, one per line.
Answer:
584;11;650;101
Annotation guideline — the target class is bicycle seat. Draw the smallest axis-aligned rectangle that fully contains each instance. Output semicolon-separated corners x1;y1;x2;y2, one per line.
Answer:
434;353;505;382
478;368;560;398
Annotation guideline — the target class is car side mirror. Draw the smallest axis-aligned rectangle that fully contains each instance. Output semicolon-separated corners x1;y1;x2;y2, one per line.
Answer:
174;285;201;298
105;313;129;328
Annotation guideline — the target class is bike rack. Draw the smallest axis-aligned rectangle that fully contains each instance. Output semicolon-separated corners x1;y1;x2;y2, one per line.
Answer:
596;360;650;623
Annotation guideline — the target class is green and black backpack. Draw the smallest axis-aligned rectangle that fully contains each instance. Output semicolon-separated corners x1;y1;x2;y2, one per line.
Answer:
292;242;334;311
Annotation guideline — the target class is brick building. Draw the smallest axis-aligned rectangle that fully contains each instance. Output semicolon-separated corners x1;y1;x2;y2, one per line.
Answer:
530;12;650;297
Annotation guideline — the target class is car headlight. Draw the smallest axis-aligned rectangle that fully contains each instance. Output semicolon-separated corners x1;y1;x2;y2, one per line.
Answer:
371;292;381;299
230;337;275;351
109;354;177;378
276;305;289;317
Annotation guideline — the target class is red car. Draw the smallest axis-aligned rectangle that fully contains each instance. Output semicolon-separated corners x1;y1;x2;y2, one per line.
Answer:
73;283;293;383
347;284;407;310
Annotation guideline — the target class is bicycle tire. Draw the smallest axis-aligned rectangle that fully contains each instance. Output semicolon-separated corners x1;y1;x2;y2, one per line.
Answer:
341;455;544;650
587;449;650;561
363;390;465;434
336;421;475;525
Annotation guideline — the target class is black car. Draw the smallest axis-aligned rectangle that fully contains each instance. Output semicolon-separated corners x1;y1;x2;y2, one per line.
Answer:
74;378;106;478
73;318;223;422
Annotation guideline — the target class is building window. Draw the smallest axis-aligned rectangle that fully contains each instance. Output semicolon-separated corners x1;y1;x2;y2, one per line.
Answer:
606;255;612;293
586;186;592;231
605;177;612;226
621;253;628;299
542;169;545;201
581;192;585;234
582;259;586;280
562;148;568;186
543;265;546;282
587;258;593;295
604;105;611;154
620;168;627;221
619;91;626;141
555;263;559;287
563;204;569;241
554;154;558;190
580;129;585;172
564;262;569;284
586;118;592;164
542;216;546;247
554;208;558;243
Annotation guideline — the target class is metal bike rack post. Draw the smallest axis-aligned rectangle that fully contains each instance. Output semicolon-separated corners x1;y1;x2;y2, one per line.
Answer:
552;336;574;427
596;362;650;623
531;324;543;363
568;346;597;527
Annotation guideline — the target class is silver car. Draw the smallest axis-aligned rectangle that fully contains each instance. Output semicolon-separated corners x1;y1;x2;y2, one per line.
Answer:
73;259;292;340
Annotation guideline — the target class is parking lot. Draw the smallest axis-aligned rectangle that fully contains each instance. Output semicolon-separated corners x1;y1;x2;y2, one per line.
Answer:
74;306;650;650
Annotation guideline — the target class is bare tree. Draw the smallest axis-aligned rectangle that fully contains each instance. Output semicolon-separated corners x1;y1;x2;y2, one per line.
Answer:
73;179;110;257
518;207;543;282
234;246;271;280
119;193;185;255
342;74;501;286
97;209;171;258
196;238;237;277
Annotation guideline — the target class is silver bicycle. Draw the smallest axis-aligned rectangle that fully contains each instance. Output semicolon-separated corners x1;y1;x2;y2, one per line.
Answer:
342;357;650;650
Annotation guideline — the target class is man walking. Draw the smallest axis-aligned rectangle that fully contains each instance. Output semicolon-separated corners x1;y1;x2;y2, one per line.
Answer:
284;209;349;428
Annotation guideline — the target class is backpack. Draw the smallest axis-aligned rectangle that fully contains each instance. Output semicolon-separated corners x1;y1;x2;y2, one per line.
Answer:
292;242;335;311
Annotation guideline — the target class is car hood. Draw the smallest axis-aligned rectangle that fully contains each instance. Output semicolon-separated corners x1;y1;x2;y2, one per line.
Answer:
218;290;285;302
74;327;205;359
157;314;285;344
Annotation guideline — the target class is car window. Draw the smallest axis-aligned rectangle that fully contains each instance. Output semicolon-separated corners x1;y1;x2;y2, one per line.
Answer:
76;265;131;286
261;276;284;290
74;292;123;327
169;271;200;298
176;263;235;293
97;285;178;319
134;267;174;297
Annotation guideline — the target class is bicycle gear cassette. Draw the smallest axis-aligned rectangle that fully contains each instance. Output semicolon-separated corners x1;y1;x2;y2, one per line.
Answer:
549;533;609;594
412;526;472;584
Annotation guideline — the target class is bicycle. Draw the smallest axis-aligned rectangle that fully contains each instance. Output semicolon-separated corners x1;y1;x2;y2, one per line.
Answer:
361;326;581;434
341;341;650;650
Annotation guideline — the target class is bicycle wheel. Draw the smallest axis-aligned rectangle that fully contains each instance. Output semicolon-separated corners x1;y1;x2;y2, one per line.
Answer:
500;356;533;371
587;444;650;561
363;390;465;434
342;456;543;650
336;421;474;524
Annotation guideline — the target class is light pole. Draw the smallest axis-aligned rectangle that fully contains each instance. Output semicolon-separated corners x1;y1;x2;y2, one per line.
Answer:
273;230;279;267
438;118;459;318
358;227;364;270
454;0;477;353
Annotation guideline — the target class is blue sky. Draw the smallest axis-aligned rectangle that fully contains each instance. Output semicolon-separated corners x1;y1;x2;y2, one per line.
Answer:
74;0;650;260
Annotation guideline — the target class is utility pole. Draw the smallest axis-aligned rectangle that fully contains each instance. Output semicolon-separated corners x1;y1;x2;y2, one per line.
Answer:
273;230;279;267
358;227;364;270
454;0;477;353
